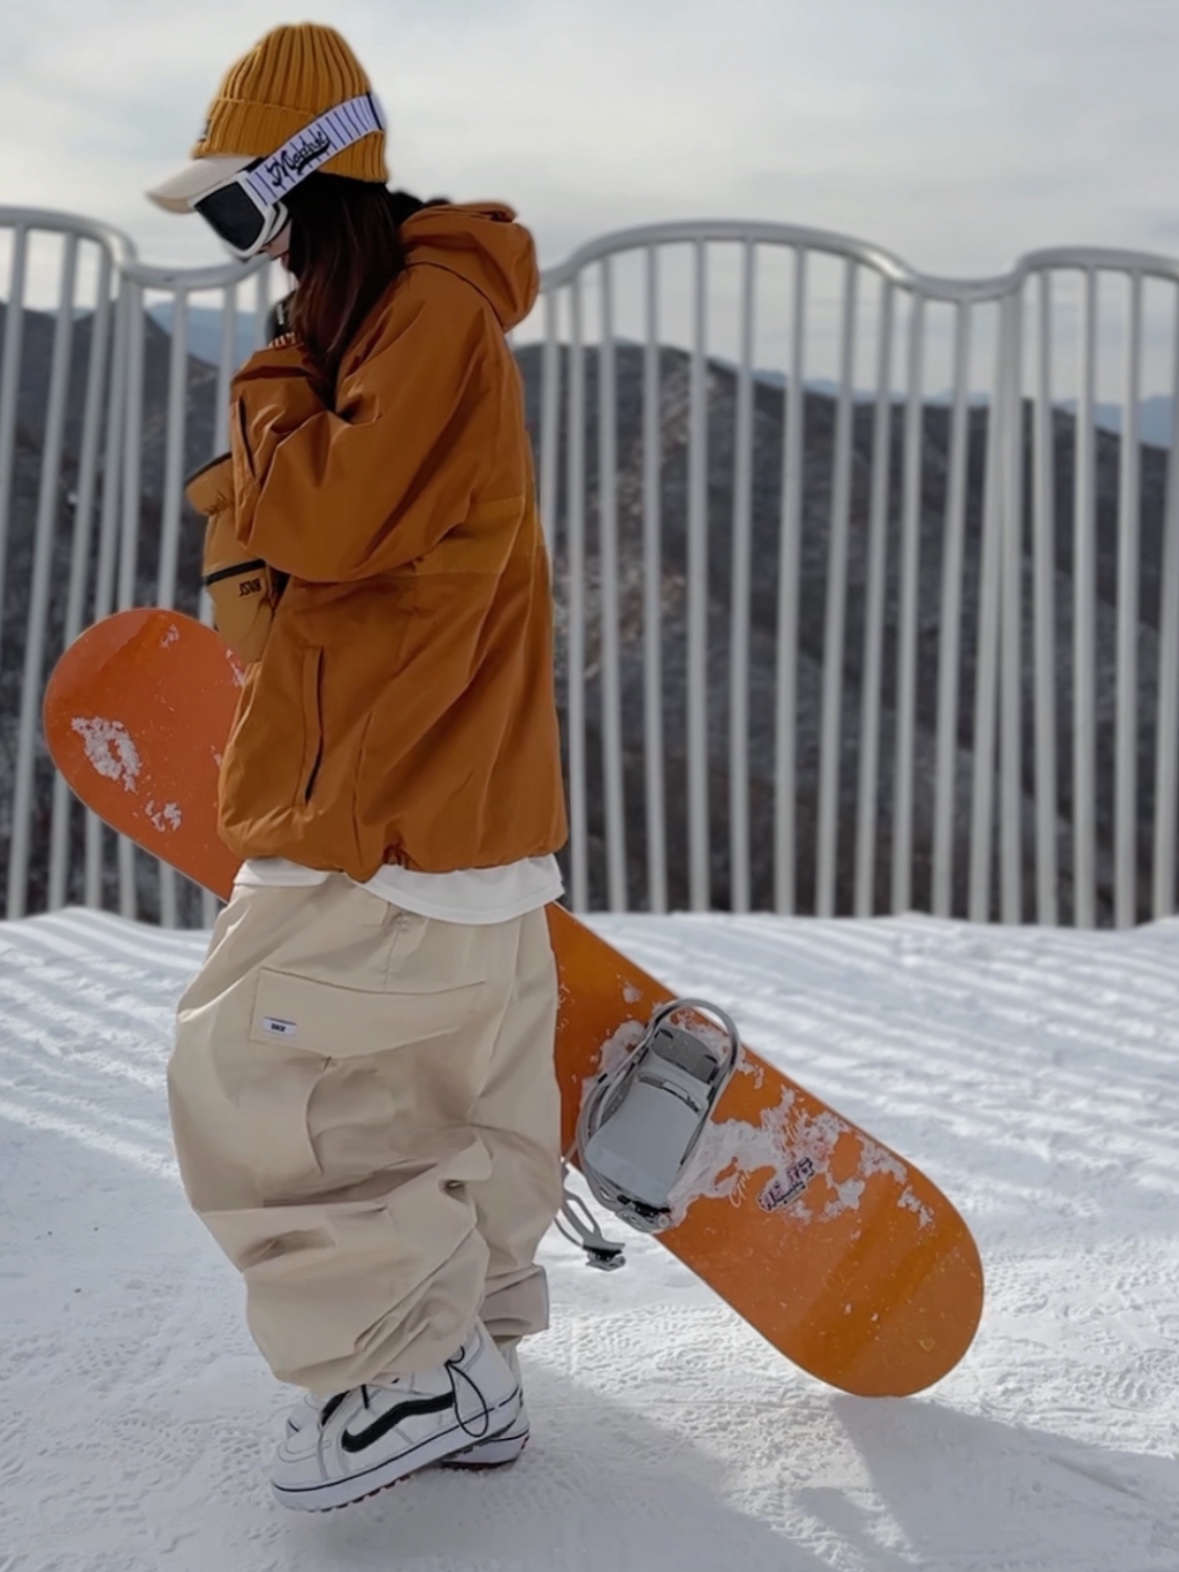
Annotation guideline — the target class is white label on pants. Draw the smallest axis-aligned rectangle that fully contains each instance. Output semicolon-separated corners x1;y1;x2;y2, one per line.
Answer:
261;1016;298;1041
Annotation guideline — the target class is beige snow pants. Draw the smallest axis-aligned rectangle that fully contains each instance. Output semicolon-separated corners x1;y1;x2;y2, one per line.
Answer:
168;876;562;1396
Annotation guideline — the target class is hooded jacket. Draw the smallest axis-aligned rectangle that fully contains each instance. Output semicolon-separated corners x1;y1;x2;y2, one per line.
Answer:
202;202;568;879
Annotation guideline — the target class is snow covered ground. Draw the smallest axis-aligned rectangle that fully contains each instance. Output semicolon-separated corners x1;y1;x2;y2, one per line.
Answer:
1;906;1177;1572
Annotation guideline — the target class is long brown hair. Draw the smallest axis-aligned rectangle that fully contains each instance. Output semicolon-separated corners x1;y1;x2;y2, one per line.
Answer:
283;177;433;382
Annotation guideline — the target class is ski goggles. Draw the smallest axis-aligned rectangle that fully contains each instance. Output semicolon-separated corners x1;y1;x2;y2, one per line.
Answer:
191;92;385;260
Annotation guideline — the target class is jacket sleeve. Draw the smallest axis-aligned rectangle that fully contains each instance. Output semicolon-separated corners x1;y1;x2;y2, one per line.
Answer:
185;454;276;664
229;270;496;583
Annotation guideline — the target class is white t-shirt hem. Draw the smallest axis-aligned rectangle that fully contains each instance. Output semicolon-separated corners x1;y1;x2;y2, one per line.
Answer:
233;855;564;926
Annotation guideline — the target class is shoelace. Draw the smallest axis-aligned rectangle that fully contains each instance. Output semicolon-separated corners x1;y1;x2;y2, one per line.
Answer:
444;1344;501;1441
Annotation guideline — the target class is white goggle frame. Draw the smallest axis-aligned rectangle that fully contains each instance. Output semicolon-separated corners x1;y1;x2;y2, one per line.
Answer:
192;91;385;260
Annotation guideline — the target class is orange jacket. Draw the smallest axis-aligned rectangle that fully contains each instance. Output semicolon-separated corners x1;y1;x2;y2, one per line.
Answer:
197;201;567;879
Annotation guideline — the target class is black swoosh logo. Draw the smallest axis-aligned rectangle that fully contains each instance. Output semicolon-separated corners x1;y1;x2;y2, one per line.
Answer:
340;1392;455;1454
319;1392;347;1427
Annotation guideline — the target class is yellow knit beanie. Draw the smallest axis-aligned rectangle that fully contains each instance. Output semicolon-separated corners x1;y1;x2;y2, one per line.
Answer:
191;23;387;183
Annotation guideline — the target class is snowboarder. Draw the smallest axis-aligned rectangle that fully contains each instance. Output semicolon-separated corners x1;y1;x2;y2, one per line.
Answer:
148;21;569;1512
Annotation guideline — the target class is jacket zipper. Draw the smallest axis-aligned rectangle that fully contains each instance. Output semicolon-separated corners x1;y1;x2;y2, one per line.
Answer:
301;648;324;805
304;744;324;804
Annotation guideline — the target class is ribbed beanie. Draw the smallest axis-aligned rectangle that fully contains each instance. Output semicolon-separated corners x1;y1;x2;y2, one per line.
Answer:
191;23;387;183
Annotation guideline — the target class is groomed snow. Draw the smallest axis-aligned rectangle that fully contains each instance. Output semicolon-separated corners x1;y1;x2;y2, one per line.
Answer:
1;907;1177;1571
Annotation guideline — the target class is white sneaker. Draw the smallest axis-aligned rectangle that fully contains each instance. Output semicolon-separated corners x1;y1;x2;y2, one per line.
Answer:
271;1322;520;1512
285;1343;531;1471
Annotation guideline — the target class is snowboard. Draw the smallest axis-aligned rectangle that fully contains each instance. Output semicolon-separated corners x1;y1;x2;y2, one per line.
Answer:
44;607;984;1398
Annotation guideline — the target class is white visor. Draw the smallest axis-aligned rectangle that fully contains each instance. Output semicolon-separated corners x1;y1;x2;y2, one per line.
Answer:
147;155;254;214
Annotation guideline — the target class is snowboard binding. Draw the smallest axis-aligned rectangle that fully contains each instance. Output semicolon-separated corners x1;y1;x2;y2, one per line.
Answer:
558;999;741;1268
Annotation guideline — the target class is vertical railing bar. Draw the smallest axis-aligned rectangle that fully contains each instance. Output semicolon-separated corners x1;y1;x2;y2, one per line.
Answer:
253;265;270;350
50;246;113;910
686;240;710;910
597;258;627;911
1032;271;1059;924
94;279;129;625
62;249;113;640
117;279;146;918
157;290;189;610
642;246;668;914
202;289;235;929
155;289;190;929
0;225;29;658
7;236;78;920
774;248;806;913
854;280;896;916
119;281;145;613
86;275;129;911
1114;272;1143;929
201;281;239;630
1073;267;1098;927
932;301;973;916
1152;285;1179;919
214;282;237;452
968;306;1007;921
816;259;858;916
999;290;1026;923
891;291;926;913
567;278;589;911
729;240;756;914
539;289;559;562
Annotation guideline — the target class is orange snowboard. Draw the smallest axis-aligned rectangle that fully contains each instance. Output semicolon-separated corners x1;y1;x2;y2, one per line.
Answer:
44;608;984;1397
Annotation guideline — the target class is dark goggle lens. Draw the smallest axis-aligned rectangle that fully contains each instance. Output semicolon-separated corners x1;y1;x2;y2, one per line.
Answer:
194;183;267;254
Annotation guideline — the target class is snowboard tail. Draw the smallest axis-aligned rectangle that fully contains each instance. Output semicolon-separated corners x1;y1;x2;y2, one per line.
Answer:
44;608;984;1397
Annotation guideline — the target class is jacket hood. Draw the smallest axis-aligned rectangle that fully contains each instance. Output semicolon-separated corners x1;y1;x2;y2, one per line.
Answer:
400;202;539;331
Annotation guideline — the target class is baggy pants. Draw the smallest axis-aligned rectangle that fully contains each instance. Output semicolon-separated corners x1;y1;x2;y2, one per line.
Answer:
168;876;562;1396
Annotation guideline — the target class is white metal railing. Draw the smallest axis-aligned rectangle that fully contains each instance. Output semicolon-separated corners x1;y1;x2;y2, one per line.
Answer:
0;208;273;930
2;205;1178;928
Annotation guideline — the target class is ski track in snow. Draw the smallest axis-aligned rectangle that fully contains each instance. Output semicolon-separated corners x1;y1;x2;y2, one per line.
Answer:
1;907;1177;1571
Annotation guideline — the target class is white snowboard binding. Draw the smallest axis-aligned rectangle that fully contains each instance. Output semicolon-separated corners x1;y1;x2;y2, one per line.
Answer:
558;999;741;1268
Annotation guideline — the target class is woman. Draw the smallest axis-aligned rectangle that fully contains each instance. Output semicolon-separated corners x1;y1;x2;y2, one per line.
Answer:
150;22;568;1513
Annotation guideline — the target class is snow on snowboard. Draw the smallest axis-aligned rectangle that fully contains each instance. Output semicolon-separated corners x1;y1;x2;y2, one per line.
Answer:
44;607;984;1397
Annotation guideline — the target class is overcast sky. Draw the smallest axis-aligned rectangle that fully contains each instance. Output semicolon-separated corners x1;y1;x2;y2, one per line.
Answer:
3;0;1179;279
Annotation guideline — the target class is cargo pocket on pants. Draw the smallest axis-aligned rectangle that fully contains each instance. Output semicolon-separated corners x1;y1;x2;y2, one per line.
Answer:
251;966;492;1180
237;985;329;1198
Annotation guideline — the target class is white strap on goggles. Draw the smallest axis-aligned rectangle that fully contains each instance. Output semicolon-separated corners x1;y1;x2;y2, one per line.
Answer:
240;92;385;207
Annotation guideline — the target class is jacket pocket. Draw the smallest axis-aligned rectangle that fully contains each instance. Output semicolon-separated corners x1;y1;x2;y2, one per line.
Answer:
299;648;324;804
235;398;257;480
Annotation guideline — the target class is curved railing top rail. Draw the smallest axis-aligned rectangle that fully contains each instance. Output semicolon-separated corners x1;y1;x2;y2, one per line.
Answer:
7;204;1179;305
119;254;271;293
538;217;1179;300
1010;242;1179;290
0;205;140;271
0;205;268;294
